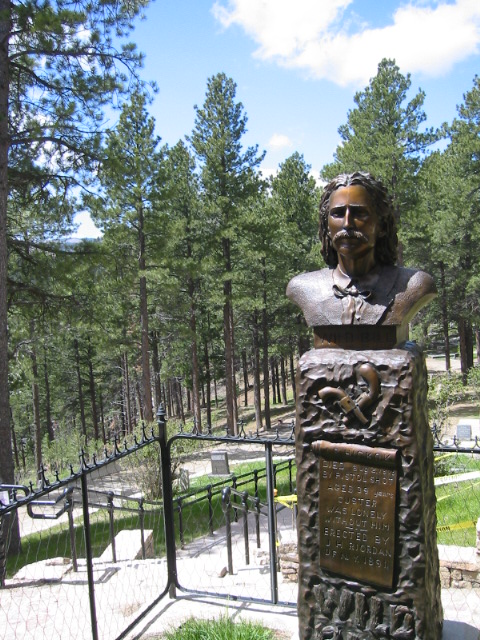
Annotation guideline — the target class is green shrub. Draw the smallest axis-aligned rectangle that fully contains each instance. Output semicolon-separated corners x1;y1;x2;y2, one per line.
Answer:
162;616;277;639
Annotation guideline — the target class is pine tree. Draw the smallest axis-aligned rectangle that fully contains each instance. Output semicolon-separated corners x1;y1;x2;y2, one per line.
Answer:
190;73;264;434
322;59;435;261
91;91;166;424
440;76;480;375
162;140;203;431
0;0;148;552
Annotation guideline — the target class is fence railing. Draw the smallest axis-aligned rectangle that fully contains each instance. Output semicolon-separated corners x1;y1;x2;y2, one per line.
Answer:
3;409;480;640
0;423;169;640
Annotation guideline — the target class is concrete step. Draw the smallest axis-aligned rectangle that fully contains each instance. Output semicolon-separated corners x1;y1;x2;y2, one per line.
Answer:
99;529;154;562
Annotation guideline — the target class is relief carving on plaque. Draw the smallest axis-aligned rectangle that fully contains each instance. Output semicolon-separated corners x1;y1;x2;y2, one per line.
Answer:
317;362;380;428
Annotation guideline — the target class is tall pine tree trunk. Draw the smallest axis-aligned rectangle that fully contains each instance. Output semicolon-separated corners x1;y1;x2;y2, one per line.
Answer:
188;276;201;433
204;341;212;431
166;379;172;418
289;352;296;402
252;311;263;432
0;2;20;553
280;358;288;405
43;345;54;442
458;317;474;382
261;259;271;429
242;349;249;406
231;308;238;425
223;237;237;435
30;323;42;475
122;352;132;435
275;359;281;403
439;262;451;371
134;371;143;425
151;331;162;410
74;338;87;440
138;205;153;423
175;378;185;424
270;357;277;404
87;341;99;441
99;392;106;443
11;415;19;469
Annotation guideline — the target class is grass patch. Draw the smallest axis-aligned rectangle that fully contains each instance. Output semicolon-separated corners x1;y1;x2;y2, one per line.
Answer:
434;452;480;477
160;616;278;639
6;506;166;577
435;454;480;546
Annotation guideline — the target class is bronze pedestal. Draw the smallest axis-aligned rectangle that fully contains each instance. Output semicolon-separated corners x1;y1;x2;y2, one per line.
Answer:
295;344;442;640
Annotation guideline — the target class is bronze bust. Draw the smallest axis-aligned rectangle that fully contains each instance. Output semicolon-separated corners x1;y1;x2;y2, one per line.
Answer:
286;172;436;348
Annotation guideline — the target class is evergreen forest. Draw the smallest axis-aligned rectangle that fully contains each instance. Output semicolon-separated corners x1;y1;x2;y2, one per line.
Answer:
0;3;479;500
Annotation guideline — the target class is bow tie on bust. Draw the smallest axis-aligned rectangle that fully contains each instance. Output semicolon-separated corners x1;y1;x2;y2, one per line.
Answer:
332;283;372;300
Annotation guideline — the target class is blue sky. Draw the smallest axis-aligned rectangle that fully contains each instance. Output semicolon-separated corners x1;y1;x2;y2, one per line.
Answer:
75;0;480;237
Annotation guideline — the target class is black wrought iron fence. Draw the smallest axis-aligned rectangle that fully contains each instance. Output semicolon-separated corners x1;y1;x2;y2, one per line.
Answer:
0;425;169;640
171;456;295;546
158;415;297;607
3;410;480;640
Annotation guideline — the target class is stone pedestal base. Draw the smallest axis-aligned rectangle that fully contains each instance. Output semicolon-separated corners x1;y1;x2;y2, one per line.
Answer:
295;343;443;640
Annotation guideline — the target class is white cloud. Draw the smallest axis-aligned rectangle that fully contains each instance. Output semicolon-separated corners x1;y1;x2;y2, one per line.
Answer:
267;133;293;150
212;0;480;86
71;211;102;239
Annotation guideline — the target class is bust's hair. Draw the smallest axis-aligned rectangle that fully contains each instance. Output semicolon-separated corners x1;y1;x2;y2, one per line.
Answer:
319;171;398;267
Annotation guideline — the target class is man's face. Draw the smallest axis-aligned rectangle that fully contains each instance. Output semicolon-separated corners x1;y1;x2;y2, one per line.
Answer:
328;185;381;266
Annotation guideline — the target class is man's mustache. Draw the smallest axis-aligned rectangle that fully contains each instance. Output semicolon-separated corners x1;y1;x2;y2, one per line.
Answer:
332;230;369;243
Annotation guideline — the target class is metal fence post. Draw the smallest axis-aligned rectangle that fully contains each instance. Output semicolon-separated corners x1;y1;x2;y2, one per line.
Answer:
207;485;214;535
177;498;185;548
107;491;116;563
65;488;78;572
158;404;178;598
265;442;278;604
80;469;99;640
242;490;250;565
232;475;238;522
254;496;261;548
139;498;146;559
221;486;233;575
253;469;259;497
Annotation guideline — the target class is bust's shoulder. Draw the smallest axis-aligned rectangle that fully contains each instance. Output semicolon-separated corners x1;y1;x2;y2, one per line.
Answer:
286;269;332;301
393;266;437;296
386;266;437;325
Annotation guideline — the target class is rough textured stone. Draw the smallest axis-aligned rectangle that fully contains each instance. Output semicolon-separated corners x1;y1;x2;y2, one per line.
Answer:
295;343;443;639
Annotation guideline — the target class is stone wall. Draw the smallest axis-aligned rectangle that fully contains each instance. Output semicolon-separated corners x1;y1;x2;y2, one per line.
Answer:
438;544;480;589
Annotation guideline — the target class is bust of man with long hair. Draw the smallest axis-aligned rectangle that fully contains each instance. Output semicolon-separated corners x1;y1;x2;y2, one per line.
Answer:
286;172;436;344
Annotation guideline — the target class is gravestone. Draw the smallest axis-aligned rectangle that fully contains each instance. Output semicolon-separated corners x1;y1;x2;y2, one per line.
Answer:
211;451;230;476
456;423;472;441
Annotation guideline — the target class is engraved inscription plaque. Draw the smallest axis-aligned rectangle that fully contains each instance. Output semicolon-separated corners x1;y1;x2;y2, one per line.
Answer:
312;441;398;588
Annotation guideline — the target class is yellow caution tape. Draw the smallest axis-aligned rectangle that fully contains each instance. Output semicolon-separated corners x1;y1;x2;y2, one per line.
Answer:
436;479;480;502
275;494;297;508
434;453;457;462
437;520;476;532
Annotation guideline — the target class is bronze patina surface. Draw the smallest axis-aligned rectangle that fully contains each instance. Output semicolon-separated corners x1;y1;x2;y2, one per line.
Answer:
286;173;437;337
313;325;404;350
314;441;397;588
286;170;441;640
295;346;442;640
